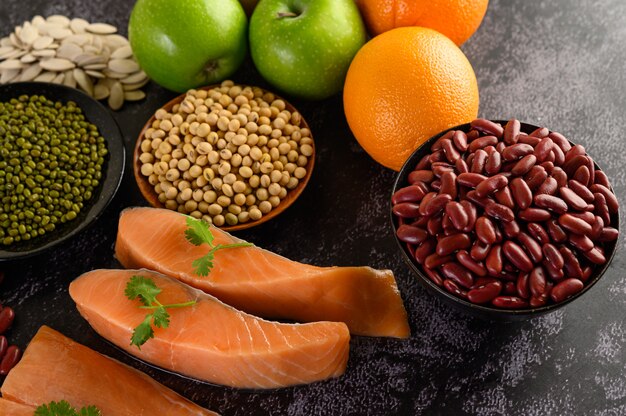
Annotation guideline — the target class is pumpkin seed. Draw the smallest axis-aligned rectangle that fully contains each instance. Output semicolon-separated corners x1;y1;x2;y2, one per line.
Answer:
93;83;110;100
40;58;75;72
111;45;132;60
86;23;117;35
0;59;24;70
51;72;65;84
121;70;148;84
108;58;139;74
123;90;146;101
31;49;56;58
33;71;56;82
73;68;93;96
18;23;38;45
56;43;83;61
18;63;42;81
20;53;37;64
0;68;20;84
108;81;124;110
70;18;89;33
86;70;105;79
49;27;73;40
63;69;76;88
33;35;54;50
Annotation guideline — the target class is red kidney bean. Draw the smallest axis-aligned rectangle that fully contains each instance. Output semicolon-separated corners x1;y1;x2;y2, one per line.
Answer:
599;227;619;242
437;233;472;256
564;144;586;162
424;267;444;286
543;259;565;281
468;281;502;304
392;185;427;205
486;244;504;276
415;154;432;170
533;137;554;161
429;149;446;163
460;200;477;232
530;294;548;308
502;220;521;238
430;179;441;192
568;211;595;224
466;129;480;141
431;130;455;151
548;131;572;152
468;135;498;153
445;201;468;230
485;151;502;175
517;232;543;263
393;202;421;218
471;149;488;173
583;247;606;265
485;202;515;222
527;223;550;245
414;239;437;264
503;241;534;272
551;168;568;189
584;156;595;185
568;179;595;202
492;296;529;309
475;216;497;245
443;279;468;299
551;143;566;166
412;215;430;229
418;192;437;216
458;172;487;188
518;208;552;222
494;186;515;209
408;170;435;184
569;234;594;252
550;278;584;303
439;171;458;199
558;187;587;211
594;170;611;188
590;216;604;239
529;127;549;138
510;178;533;209
516;272;530;299
503;281;517;294
529;266;547;297
542;244;564;269
502;143;535;161
471;119;504;137
426;216;442;236
425;253;453;269
518;135;541;146
503;119;520;145
456;250;487;277
456;158;469;174
534;194;568;214
0;345;21;376
524;166;548;190
536;177;558;196
442;139;461;163
432;164;454;177
476;174;508;198
441;262;474;289
452;130;469;152
540;161;555;174
512;154;537;176
558;213;593;235
563;154;588;177
590;184;619;214
466;190;492;208
0;306;15;335
581;266;593;283
0;336;7;359
473;277;499;287
560;247;583;279
396;225;428;245
593;192;611;225
573;165;590;186
470;240;491;261
423;194;453;217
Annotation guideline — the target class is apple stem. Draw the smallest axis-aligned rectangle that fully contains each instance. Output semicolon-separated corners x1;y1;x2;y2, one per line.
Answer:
277;11;298;18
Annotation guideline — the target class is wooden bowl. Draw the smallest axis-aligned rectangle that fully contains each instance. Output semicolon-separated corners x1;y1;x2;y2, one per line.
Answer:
134;84;315;232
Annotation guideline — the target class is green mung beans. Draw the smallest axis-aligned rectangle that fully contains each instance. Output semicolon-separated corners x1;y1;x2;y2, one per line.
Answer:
0;94;107;246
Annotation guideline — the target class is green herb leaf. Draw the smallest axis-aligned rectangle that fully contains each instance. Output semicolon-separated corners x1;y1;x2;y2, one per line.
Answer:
192;252;215;277
34;400;101;416
130;314;155;348
152;306;170;329
124;275;161;306
184;216;214;246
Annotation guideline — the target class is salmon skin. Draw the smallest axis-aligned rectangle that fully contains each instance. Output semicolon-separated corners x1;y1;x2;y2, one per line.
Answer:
115;207;410;338
69;269;350;389
0;398;35;416
1;326;217;415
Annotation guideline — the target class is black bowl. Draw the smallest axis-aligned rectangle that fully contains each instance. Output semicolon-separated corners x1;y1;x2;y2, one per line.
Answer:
391;120;620;321
0;82;125;261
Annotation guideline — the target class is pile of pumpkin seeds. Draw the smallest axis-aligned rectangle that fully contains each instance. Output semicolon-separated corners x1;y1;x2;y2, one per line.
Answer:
0;15;148;110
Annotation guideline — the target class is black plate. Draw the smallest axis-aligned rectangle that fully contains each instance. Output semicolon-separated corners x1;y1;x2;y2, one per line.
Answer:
0;82;125;261
390;120;620;321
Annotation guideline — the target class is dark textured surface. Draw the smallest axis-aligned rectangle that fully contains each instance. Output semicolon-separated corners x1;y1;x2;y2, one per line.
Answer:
0;0;625;415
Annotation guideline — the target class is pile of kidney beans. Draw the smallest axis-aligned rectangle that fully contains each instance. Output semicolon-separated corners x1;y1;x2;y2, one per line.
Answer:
0;273;20;375
392;118;619;309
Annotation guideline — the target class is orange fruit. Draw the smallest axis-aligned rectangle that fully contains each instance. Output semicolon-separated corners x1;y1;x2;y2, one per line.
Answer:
355;0;489;45
343;27;479;171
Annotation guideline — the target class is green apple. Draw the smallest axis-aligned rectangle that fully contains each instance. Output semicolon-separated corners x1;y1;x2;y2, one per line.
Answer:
249;0;366;100
129;0;247;92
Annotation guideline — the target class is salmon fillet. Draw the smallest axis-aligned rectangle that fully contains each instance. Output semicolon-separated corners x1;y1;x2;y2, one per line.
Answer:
1;326;217;415
115;207;410;338
69;269;350;388
0;398;35;416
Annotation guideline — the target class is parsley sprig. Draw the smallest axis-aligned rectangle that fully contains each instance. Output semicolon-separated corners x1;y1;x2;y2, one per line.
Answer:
35;400;101;416
184;216;254;276
125;275;196;348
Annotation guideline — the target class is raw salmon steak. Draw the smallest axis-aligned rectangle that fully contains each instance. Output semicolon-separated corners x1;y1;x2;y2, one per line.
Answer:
69;268;350;388
0;398;35;416
115;207;410;338
1;326;217;415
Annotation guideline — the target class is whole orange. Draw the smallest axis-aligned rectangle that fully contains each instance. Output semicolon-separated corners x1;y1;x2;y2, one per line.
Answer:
355;0;489;45
343;27;479;171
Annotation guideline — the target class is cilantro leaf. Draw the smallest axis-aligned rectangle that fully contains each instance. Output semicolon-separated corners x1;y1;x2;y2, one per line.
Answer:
125;275;161;306
152;306;170;329
35;400;101;416
184;216;213;246
130;314;155;348
192;252;214;277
